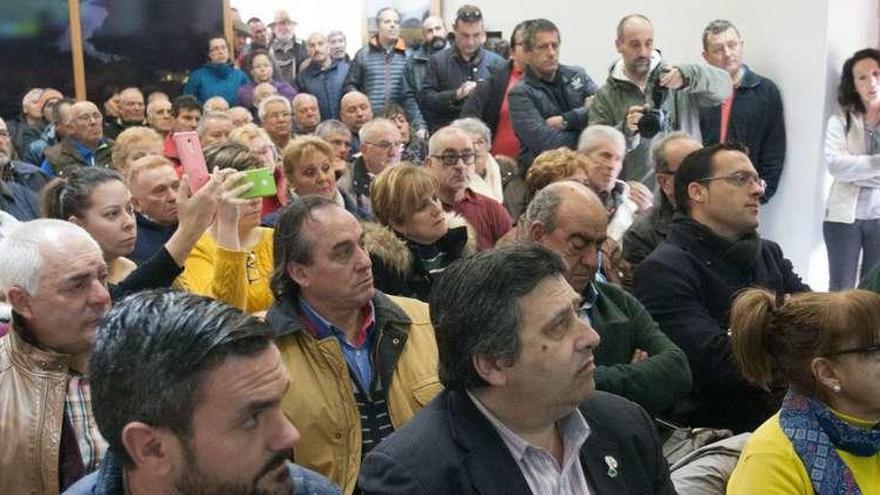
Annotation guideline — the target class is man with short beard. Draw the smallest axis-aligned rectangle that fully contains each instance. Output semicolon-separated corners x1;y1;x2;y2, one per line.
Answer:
64;289;342;495
405;15;449;100
327;30;350;62
268;10;307;86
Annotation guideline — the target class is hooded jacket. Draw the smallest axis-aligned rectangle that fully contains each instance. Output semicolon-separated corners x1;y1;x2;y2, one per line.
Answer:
363;214;476;301
589;51;732;189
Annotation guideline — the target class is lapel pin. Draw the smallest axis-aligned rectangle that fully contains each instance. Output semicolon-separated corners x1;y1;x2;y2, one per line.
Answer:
604;455;618;478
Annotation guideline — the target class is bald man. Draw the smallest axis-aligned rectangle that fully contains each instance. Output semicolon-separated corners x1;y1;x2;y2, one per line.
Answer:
292;93;321;134
339;91;373;155
296;32;349;121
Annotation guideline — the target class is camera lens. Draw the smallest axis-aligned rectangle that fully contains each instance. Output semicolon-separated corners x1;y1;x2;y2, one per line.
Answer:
638;111;663;138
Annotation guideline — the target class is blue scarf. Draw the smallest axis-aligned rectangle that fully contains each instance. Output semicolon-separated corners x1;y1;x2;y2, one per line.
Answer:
779;390;880;494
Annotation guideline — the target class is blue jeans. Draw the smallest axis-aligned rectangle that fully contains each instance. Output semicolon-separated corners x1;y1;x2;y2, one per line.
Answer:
823;219;880;290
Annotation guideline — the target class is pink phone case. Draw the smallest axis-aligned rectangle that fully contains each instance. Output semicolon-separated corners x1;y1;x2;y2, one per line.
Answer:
173;131;210;193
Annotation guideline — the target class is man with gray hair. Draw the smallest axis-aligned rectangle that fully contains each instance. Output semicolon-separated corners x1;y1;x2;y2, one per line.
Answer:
578;125;653;220
146;98;173;136
0;219;112;493
104;87;146;140
589;14;731;189
0;117;42;221
524;180;691;416
292;93;321;135
449;117;503;203
425;126;511;250
296;32;349;120
197;111;234;148
203;95;230;114
623;131;702;266
259;95;294;150
699;19;786;202
340;118;402;215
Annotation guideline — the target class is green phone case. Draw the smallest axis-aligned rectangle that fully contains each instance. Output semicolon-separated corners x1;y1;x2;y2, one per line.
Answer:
240;168;278;199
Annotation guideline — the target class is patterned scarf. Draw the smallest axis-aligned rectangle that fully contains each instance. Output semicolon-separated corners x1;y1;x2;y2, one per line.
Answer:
779;390;880;494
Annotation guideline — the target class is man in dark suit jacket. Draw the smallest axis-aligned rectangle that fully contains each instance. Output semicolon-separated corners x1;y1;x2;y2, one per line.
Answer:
358;244;675;494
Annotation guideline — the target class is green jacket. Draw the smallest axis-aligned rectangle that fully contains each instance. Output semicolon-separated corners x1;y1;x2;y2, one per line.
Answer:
585;280;692;417
589;55;731;189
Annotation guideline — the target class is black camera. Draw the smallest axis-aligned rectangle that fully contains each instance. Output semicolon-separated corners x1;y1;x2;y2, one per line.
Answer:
637;67;670;138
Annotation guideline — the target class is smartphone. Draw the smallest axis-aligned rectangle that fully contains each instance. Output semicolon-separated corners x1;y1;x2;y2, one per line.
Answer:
173;131;210;193
239;167;278;199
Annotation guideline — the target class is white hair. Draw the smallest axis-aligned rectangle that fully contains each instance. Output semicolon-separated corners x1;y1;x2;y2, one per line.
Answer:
258;95;291;122
577;125;625;153
197;111;233;138
0;219;99;296
358;117;398;143
450;117;492;147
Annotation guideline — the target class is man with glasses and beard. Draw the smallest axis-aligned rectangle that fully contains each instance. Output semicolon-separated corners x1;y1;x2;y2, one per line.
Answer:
65;289;341;495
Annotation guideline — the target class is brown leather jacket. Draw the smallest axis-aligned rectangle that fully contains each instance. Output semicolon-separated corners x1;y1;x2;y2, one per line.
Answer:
0;326;93;495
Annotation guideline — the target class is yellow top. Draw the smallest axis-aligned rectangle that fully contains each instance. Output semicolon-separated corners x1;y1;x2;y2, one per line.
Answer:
175;227;275;313
727;410;880;494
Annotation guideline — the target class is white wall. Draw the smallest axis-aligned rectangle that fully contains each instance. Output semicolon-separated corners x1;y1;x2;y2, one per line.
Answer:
446;0;880;290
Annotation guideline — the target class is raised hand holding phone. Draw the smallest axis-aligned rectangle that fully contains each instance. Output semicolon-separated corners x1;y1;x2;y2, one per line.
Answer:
174;131;211;193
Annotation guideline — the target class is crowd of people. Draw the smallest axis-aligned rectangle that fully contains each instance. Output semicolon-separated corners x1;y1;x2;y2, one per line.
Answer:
0;4;879;495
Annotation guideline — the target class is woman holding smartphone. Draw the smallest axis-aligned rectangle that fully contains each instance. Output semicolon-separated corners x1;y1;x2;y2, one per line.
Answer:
175;142;276;313
41;166;222;300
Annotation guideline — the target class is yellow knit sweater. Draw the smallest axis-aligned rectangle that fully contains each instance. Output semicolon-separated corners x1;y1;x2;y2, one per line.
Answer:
175;227;275;313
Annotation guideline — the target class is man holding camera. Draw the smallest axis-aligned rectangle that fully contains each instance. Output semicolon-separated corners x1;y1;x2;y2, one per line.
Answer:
590;14;731;190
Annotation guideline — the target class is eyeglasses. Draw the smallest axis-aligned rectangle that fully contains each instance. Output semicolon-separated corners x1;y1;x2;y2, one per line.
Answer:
696;171;766;190
366;140;403;151
825;343;880;358
455;6;483;22
431;151;476;167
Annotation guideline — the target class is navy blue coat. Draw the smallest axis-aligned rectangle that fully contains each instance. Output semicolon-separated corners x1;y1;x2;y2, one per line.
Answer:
358;390;675;494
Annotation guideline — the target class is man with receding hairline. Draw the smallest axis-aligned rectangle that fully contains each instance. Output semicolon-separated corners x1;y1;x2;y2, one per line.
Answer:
297;32;349;121
405;15;449;102
589;14;731;190
339;91;373;155
42;101;114;177
104;87;146;139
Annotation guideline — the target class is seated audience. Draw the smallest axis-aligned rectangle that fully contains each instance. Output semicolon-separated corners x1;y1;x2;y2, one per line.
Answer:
1;118;41;221
823;48;880;290
293;93;321;134
176;142;275;313
203;95;230;113
365;164;475;300
237;48;298;110
525;181;691;416
358;243;675;494
450;117;503;202
260;95;295;150
145;98;173;136
163;95;203;170
727;288;880;494
339;91;373;155
0;220;111;493
266;196;442;494
67;289;342;495
103;87;146;140
110;126;163;175
42;101;114;178
228;123;287;218
183;36;249;105
623;131;702;267
197;111;234;148
99;86;121;121
296;32;349;120
378;103;427;164
315;119;353;179
25;96;75;165
126;155;180;264
229;105;255;127
10;88;46;157
339;118;402;215
425;126;512;250
42;166;219;300
633;143;810;433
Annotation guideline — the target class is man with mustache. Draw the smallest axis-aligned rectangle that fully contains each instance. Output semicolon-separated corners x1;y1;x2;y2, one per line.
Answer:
633;143;810;433
425;126;511;250
589;14;731;190
65;289;342;495
265;196;441;495
358;244;675;494
0;220;112;493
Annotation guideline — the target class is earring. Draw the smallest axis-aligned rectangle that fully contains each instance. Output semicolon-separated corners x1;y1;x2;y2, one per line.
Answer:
832;384;841;393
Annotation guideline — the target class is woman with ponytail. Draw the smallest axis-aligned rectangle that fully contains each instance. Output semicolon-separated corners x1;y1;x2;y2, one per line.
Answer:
727;288;880;494
42;165;223;300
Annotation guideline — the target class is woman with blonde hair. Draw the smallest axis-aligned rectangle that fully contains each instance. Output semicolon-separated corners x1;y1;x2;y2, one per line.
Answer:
110;126;163;174
227;123;287;218
727;288;880;494
364;163;474;300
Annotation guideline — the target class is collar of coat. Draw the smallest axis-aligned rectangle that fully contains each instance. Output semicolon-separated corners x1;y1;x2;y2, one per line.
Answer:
369;35;407;53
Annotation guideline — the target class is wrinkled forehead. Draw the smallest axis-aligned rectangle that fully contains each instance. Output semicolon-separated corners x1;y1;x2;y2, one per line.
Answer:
72;101;100;116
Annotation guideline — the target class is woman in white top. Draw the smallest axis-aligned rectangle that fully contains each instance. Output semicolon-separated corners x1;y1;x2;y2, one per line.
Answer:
824;48;880;290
